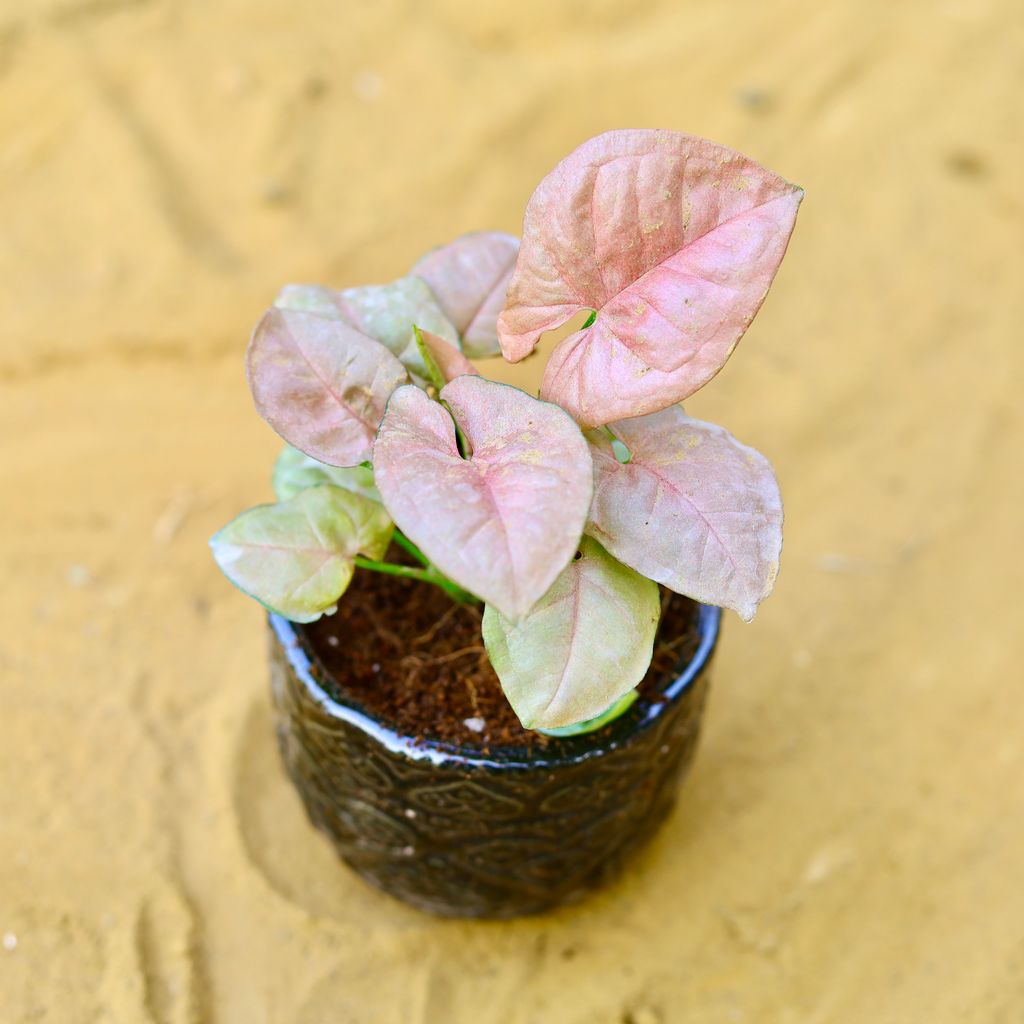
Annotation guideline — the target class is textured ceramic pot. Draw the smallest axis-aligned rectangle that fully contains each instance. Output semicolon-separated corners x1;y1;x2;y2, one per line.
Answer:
268;604;721;919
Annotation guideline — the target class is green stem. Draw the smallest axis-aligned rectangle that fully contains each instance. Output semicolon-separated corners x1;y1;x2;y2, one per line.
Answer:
391;530;430;567
354;556;479;606
353;557;427;581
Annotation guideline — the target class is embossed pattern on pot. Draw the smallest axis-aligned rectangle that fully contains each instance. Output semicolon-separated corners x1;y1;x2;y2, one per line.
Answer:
268;605;720;918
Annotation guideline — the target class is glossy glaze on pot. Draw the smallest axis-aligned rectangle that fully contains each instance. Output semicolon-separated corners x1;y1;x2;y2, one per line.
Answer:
268;605;721;918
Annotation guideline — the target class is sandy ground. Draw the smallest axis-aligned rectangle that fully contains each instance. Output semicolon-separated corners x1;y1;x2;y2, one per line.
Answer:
2;1;1023;1021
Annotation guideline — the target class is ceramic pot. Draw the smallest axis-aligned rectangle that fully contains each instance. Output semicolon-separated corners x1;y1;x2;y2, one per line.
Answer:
268;604;721;918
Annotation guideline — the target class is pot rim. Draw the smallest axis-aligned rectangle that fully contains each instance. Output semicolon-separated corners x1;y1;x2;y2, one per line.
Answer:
270;603;721;770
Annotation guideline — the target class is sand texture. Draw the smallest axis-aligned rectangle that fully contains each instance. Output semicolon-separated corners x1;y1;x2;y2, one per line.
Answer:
2;1;1023;1020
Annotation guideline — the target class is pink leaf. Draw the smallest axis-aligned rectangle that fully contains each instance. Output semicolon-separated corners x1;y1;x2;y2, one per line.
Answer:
413;232;520;358
498;129;803;426
373;377;593;619
247;307;408;468
416;328;479;384
587;405;783;620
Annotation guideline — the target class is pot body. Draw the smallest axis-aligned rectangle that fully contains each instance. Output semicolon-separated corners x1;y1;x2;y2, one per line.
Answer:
268;605;720;918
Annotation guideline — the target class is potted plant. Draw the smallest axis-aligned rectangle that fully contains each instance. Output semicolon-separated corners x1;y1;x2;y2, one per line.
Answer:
211;129;802;918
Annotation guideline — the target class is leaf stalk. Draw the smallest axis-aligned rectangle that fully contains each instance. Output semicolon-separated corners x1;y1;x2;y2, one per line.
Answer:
353;555;479;606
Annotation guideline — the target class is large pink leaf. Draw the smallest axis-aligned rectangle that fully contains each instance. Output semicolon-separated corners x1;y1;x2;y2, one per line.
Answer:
587;405;783;620
498;129;803;426
373;377;592;620
247;307;408;467
412;232;520;358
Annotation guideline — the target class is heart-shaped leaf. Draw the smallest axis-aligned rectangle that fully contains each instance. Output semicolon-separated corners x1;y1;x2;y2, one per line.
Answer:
587;405;783;621
482;537;660;730
272;445;381;504
414;327;479;389
209;485;393;622
373;376;593;620
498;129;803;426
412;231;520;358
247;307;408;467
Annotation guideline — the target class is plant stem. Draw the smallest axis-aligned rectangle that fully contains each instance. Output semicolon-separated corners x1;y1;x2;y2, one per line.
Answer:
391;530;430;567
353;556;479;606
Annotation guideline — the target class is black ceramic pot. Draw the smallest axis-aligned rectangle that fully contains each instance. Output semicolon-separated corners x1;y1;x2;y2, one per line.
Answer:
268;605;721;919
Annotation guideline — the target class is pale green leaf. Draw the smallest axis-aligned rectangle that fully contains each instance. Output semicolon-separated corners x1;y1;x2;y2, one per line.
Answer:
272;446;381;504
482;537;660;730
274;276;461;386
336;276;460;382
209;485;392;622
537;689;639;737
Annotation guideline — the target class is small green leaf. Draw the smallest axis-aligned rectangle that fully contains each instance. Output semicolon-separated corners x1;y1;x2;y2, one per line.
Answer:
610;438;631;464
272;446;381;503
482;537;660;730
413;325;447;393
209;485;393;622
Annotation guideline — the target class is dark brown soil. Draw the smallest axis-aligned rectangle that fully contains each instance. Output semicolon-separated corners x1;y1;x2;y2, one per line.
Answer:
302;546;701;750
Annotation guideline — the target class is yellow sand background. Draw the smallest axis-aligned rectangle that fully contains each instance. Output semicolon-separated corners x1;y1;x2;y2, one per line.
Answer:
2;1;1022;1021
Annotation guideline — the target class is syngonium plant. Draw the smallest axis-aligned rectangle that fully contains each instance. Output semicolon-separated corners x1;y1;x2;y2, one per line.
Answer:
210;129;802;733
